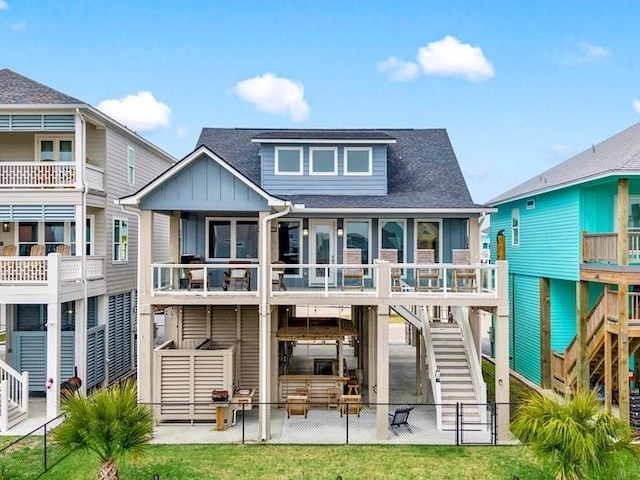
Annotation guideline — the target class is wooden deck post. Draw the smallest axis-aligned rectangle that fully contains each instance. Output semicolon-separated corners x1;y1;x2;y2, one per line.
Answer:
576;281;589;391
376;305;389;440
540;278;551;389
618;286;630;423
605;327;613;413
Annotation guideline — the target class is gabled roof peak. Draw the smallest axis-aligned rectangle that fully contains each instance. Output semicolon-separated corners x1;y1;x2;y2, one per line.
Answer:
0;68;85;105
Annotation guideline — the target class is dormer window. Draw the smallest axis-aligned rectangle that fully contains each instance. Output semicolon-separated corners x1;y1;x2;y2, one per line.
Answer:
275;146;303;175
344;147;372;175
310;147;337;175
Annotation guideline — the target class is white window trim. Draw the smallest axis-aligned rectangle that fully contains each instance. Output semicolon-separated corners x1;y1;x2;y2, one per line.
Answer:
414;218;443;263
113;217;129;263
277;217;303;278
309;147;337;176
378;219;407;263
511;208;520;247
205;217;259;262
345;218;372;278
274;146;303;175
344;147;373;176
127;146;135;185
34;134;74;162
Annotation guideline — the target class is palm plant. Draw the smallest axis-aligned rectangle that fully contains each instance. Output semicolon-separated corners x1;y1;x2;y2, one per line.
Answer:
512;389;640;480
54;379;154;480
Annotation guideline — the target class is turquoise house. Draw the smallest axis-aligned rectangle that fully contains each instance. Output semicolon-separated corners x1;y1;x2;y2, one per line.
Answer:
488;121;640;423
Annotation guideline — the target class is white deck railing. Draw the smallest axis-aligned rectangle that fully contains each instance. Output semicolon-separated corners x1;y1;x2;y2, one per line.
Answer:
0;162;76;188
0;255;104;285
151;263;260;297
0;359;29;432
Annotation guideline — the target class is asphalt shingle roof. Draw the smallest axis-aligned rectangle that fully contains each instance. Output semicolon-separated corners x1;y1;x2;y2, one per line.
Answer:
196;128;482;209
0;68;84;105
251;130;396;141
488;121;640;205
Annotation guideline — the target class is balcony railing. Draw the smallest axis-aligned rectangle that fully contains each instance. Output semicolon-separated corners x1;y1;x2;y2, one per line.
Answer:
85;164;105;191
582;231;640;264
0;254;104;285
150;261;501;299
0;162;76;188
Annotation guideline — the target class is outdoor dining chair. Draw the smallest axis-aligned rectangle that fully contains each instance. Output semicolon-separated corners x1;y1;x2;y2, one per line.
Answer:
379;248;402;291
342;248;364;289
415;248;439;291
452;249;476;292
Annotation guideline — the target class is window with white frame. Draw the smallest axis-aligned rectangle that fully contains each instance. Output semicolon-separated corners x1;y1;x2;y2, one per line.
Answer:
71;217;94;255
35;135;74;162
113;218;129;262
127;146;135;185
206;218;258;260
275;147;303;175
379;219;406;262
511;208;520;246
344;147;372;175
310;147;337;175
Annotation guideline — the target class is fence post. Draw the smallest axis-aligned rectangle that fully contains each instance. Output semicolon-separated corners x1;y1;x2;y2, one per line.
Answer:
241;403;245;445
455;402;460;446
345;401;349;445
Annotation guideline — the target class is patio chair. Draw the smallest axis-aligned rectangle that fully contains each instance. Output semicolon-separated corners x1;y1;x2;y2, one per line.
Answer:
379;248;402;291
415;249;439;291
223;261;251;291
339;394;362;417
286;394;309;418
327;387;341;410
186;260;205;290
271;260;287;291
388;405;414;435
30;244;45;256
452;249;476;292
342;248;364;290
1;244;17;256
55;244;71;256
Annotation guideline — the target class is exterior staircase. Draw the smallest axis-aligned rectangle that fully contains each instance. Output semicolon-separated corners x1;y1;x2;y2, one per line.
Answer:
431;321;484;430
0;360;29;432
552;290;640;395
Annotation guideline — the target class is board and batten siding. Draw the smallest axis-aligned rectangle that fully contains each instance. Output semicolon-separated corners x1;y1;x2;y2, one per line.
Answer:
550;278;577;352
260;144;387;196
103;128;173;295
140;154;269;212
512;274;541;385
491;188;580;281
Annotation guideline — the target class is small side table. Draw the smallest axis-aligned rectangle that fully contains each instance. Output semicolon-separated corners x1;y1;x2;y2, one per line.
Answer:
213;402;229;431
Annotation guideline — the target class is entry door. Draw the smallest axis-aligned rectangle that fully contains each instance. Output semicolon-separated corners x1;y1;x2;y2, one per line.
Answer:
310;220;336;285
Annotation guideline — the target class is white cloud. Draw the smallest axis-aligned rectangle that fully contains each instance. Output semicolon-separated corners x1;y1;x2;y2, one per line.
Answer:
0;1;8;11
11;21;25;31
563;42;609;66
417;36;495;81
233;73;309;122
377;56;420;82
633;100;640;115
97;91;170;132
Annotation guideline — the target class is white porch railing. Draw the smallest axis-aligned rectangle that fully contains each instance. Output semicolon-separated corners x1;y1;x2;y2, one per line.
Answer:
0;162;76;188
85;164;105;192
0;360;29;432
452;306;488;427
0;255;104;285
151;263;260;297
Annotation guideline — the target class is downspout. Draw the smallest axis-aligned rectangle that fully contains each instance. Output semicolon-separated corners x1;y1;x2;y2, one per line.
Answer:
259;202;291;441
76;108;89;394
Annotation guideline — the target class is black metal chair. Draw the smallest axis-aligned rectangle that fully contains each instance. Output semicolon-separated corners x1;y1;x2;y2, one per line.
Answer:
388;405;414;435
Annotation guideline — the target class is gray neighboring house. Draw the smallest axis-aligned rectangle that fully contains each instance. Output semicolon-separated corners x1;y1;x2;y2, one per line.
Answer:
0;69;175;431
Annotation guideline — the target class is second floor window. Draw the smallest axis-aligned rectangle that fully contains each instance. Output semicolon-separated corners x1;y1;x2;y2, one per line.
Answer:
310;147;337;175
511;208;520;246
206;218;258;260
127;146;135;185
344;147;372;175
36;135;73;162
275;147;303;175
113;218;128;262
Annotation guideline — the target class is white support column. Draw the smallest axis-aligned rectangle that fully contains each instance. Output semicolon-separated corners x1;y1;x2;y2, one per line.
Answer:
494;261;510;442
73;297;87;395
376;305;390;440
468;216;480;263
258;211;270;441
270;305;279;407
469;307;482;364
368;307;376;402
45;254;61;420
74;113;85;191
137;210;154;403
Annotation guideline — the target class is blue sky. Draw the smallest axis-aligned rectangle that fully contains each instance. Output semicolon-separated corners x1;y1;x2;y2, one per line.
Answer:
2;0;640;203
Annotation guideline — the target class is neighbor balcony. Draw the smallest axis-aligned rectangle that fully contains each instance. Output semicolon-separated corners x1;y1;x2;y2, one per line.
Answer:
0;162;104;192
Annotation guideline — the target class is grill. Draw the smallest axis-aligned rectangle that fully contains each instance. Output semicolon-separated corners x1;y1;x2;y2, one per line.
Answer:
211;389;229;402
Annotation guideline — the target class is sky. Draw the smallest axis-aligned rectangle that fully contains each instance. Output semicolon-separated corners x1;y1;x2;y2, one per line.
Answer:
1;0;640;204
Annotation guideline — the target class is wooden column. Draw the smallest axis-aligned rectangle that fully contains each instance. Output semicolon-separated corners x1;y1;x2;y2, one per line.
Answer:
368;307;377;402
605;328;613;413
539;278;551;388
376;305;389;440
618;179;629;266
618;286;630;423
576;281;589;391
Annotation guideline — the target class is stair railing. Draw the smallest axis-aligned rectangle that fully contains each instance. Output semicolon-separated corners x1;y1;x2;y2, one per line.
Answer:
451;306;487;427
0;359;29;431
420;307;443;430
